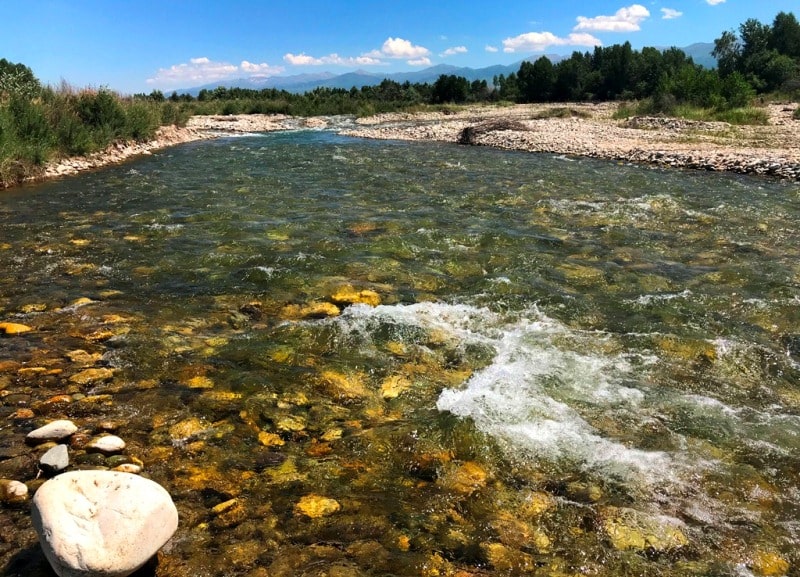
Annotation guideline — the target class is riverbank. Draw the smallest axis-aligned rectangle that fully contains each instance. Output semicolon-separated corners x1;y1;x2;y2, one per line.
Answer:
341;102;800;181
25;102;800;187
33;125;214;183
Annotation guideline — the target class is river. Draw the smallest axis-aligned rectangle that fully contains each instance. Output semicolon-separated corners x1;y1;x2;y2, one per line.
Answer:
1;130;800;576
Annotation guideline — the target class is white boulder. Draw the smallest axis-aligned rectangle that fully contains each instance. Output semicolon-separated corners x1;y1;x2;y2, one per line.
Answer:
31;470;178;577
26;420;78;443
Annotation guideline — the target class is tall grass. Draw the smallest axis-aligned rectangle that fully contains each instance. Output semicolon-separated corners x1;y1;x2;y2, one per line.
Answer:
613;100;769;125
0;84;191;188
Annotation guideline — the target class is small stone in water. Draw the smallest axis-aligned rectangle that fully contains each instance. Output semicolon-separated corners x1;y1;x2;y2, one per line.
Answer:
27;420;78;443
380;375;411;399
750;550;790;577
0;479;28;504
87;435;126;454
258;431;285;447
295;494;341;518
68;367;115;385
0;322;33;335
184;375;215;389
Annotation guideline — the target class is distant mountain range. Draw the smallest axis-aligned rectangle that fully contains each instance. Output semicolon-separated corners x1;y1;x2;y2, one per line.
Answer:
177;43;716;96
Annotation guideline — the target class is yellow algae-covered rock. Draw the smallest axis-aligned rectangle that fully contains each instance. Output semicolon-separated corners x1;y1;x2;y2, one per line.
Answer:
330;285;381;307
491;512;551;553
380;375;412;399
258;431;285;447
321;428;343;442
0;322;33;335
438;461;489;496
276;415;307;433
68;367;114;385
384;341;408;357
281;301;341;320
70;297;95;307
65;349;103;364
169;417;211;442
318;369;368;400
481;542;536;573
183;375;215;389
750;550;790;577
20;303;47;313
655;336;716;363
295;494;341;518
559;263;607;287
600;507;688;552
520;491;557;518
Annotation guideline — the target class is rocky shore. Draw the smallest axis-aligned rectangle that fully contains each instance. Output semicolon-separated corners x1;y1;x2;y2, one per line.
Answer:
31;102;800;185
341;102;800;181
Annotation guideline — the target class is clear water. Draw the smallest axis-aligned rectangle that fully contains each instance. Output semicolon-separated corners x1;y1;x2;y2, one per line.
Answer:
2;131;800;576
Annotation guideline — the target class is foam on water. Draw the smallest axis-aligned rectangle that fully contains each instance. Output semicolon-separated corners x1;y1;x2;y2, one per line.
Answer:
332;301;674;488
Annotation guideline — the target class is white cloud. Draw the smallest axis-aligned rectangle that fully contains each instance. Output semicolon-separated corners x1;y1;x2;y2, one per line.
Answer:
485;45;499;53
660;8;682;19
706;0;725;4
441;46;468;57
573;4;650;32
373;37;431;59
283;53;383;66
284;37;431;68
147;56;285;87
240;60;284;76
503;31;602;53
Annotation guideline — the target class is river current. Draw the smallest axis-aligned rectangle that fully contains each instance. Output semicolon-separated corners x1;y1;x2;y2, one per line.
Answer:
1;130;800;576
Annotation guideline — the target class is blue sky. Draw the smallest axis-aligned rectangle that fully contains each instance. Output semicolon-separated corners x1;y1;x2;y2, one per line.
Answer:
2;1;797;94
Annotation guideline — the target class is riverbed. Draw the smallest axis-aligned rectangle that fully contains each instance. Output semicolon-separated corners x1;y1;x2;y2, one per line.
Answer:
2;131;800;576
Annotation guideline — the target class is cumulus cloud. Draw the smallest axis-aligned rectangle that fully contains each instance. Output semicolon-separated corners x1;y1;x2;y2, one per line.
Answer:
371;37;431;60
485;45;499;53
574;4;650;32
287;37;432;68
706;0;725;4
283;53;383;66
146;56;283;87
503;31;601;53
441;46;468;57
660;8;682;19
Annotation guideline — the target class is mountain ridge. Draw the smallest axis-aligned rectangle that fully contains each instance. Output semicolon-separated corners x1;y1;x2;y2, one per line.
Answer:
177;44;715;96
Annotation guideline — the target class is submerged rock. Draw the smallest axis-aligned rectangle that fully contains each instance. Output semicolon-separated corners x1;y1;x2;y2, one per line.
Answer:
329;285;381;307
295;494;341;518
0;322;33;335
32;470;178;577
600;506;688;552
0;479;28;504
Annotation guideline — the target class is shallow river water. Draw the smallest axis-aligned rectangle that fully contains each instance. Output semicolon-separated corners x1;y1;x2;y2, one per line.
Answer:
2;130;800;576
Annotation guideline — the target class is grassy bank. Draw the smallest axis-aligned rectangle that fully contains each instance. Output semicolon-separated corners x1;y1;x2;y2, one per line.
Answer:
0;84;191;188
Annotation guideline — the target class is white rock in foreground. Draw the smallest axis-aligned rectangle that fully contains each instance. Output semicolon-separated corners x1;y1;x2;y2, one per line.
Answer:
32;471;178;577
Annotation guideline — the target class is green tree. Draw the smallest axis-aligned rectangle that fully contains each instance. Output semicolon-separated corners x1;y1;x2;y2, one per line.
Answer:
0;58;41;99
770;12;800;58
518;57;555;103
431;75;470;104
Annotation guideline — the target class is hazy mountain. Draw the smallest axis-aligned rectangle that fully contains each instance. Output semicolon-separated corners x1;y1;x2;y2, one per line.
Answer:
176;45;714;95
681;42;717;69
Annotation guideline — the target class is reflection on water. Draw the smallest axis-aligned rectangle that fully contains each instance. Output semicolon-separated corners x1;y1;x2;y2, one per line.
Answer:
1;131;800;576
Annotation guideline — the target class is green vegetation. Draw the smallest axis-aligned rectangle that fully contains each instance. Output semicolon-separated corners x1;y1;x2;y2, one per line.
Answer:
1;11;798;188
1;59;191;188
